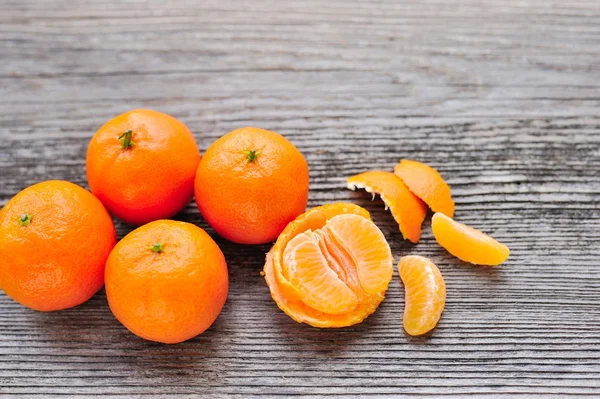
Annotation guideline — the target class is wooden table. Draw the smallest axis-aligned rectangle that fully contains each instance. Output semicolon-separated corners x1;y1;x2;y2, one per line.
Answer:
1;1;599;397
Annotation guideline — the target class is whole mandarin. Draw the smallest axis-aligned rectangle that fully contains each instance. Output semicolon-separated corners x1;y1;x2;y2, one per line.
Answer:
0;181;116;311
86;109;201;225
105;220;228;344
194;127;309;244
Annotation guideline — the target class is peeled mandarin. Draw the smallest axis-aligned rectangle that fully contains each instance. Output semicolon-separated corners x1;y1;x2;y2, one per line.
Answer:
263;203;393;328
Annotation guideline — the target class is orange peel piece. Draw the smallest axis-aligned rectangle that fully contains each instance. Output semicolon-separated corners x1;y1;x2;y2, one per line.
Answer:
263;203;393;328
347;171;427;243
399;255;446;336
432;212;510;266
394;159;455;217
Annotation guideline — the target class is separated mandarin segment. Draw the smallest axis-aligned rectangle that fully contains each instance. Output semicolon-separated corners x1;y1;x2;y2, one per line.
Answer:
105;220;228;344
398;256;446;336
394;159;455;217
347;171;427;243
431;212;510;266
195;127;309;245
86;109;201;225
263;203;393;328
0;181;116;311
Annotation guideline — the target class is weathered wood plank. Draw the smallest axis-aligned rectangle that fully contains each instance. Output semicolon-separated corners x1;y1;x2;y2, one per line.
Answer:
1;0;600;397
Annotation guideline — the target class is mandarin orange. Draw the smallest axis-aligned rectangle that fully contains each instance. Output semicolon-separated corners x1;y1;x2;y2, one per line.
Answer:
0;181;116;311
195;127;309;244
105;220;228;344
86;109;201;225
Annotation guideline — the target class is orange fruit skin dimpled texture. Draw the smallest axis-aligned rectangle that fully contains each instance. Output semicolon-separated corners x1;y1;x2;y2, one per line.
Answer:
194;127;309;245
263;203;394;328
0;180;116;311
86;109;201;225
105;220;228;344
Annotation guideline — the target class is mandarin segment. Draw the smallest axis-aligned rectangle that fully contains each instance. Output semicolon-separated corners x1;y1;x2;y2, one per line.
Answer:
398;255;446;336
431;212;510;266
264;203;393;328
394;159;455;217
316;229;363;299
323;214;393;294
347;170;427;243
283;232;359;315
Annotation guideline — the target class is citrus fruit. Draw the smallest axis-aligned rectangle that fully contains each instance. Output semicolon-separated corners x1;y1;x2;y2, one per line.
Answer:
394;159;455;217
398;255;446;336
431;212;510;266
0;180;116;311
86;109;201;225
263;202;393;328
105;220;228;344
347;171;427;243
194;127;309;244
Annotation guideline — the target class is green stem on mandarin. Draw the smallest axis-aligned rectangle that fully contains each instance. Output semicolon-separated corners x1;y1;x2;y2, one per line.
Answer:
151;242;164;253
18;213;31;227
118;130;135;149
244;149;260;163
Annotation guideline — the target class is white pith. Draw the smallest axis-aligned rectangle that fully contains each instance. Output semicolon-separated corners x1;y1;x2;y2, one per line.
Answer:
347;182;391;212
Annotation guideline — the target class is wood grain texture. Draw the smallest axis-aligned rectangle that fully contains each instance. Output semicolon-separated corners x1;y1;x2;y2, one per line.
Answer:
1;0;599;397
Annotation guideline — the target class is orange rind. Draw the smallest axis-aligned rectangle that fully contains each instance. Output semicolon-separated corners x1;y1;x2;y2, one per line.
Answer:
431;212;510;266
394;159;455;217
347;171;427;243
398;255;446;336
263;202;393;328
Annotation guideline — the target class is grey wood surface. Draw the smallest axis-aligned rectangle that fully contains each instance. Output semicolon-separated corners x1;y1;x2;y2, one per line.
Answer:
1;0;599;397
